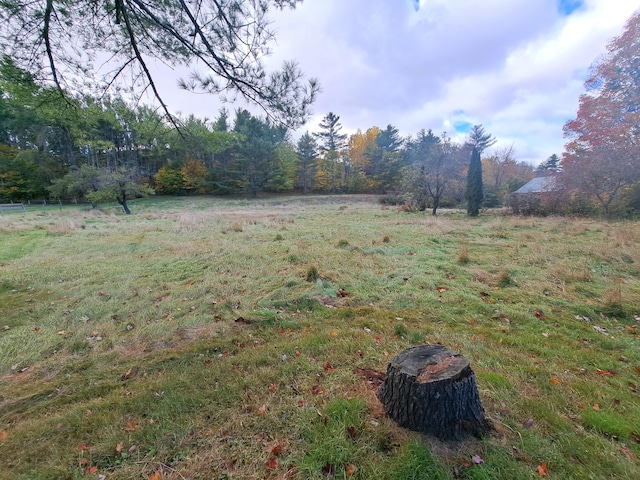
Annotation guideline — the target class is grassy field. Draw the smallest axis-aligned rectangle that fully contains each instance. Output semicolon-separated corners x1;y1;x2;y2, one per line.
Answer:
0;195;639;480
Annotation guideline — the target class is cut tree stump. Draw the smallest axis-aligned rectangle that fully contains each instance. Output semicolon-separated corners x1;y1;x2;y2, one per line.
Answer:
377;344;491;440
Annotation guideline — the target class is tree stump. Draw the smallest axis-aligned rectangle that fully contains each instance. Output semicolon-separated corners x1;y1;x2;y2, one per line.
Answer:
377;344;491;440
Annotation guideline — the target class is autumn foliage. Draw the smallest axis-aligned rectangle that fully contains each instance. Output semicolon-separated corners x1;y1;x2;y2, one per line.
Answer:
562;10;640;216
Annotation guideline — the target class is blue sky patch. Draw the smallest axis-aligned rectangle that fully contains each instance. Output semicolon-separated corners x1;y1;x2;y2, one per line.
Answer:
557;0;584;16
413;0;420;12
453;121;472;134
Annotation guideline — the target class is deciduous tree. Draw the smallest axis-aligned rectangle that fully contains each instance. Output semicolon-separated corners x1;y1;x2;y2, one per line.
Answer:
562;10;640;215
402;132;464;215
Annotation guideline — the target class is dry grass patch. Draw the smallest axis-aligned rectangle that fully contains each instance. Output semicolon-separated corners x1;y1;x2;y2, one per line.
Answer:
1;198;639;479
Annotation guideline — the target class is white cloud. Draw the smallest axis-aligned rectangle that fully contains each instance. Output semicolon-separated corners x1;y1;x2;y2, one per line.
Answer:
153;0;640;165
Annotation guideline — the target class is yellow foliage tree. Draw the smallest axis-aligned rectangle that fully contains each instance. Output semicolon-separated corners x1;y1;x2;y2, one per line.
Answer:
346;127;380;192
181;159;209;194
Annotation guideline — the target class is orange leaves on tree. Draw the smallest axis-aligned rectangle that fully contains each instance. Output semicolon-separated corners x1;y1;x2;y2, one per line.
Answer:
537;463;548;477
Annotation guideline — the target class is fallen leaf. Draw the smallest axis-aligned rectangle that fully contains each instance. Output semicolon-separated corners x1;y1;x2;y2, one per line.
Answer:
268;383;277;392
148;471;161;480
311;385;323;395
323;362;334;372
597;368;619;376
347;426;358;439
537;463;548;477
330;331;338;337
85;466;98;474
550;377;560;384
436;287;447;293
0;431;7;442
345;464;357;477
523;418;534;428
471;455;484;465
266;456;278;470
593;403;600;411
79;444;91;451
271;444;283;456
120;368;133;381
125;421;138;431
115;442;123;453
258;404;267;414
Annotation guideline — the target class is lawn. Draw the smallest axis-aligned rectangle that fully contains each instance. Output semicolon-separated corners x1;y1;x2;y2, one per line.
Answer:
0;195;639;479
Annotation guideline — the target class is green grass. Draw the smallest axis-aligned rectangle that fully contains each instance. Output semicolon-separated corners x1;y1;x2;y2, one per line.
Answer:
0;195;639;479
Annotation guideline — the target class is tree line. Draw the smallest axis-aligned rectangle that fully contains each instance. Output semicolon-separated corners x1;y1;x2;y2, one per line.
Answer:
0;58;538;214
0;1;638;217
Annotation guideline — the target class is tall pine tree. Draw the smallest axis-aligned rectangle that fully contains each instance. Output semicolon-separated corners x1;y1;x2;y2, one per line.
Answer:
466;146;483;217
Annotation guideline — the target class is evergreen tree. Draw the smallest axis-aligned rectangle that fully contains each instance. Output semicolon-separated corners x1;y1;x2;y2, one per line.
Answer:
213;108;230;132
0;0;318;128
296;132;318;194
535;154;560;174
466;146;483;217
466;124;496;154
314;112;347;193
314;112;348;153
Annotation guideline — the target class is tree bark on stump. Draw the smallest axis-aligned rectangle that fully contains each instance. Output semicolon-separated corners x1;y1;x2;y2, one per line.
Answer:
377;344;491;440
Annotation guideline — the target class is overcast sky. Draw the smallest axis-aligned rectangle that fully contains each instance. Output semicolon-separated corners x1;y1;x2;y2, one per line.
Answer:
156;0;640;165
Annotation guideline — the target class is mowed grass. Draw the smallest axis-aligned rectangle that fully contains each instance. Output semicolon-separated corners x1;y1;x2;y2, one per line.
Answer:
0;195;639;480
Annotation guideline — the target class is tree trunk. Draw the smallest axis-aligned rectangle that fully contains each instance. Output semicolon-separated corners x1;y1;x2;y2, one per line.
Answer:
377;345;491;440
117;192;131;215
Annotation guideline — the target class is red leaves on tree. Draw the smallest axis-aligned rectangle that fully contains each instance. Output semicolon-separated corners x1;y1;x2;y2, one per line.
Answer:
562;11;640;214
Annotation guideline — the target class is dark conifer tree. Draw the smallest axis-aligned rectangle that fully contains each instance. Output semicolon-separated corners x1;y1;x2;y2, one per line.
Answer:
466;146;483;217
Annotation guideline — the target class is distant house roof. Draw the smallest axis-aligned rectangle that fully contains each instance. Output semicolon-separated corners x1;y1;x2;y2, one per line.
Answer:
513;176;558;194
